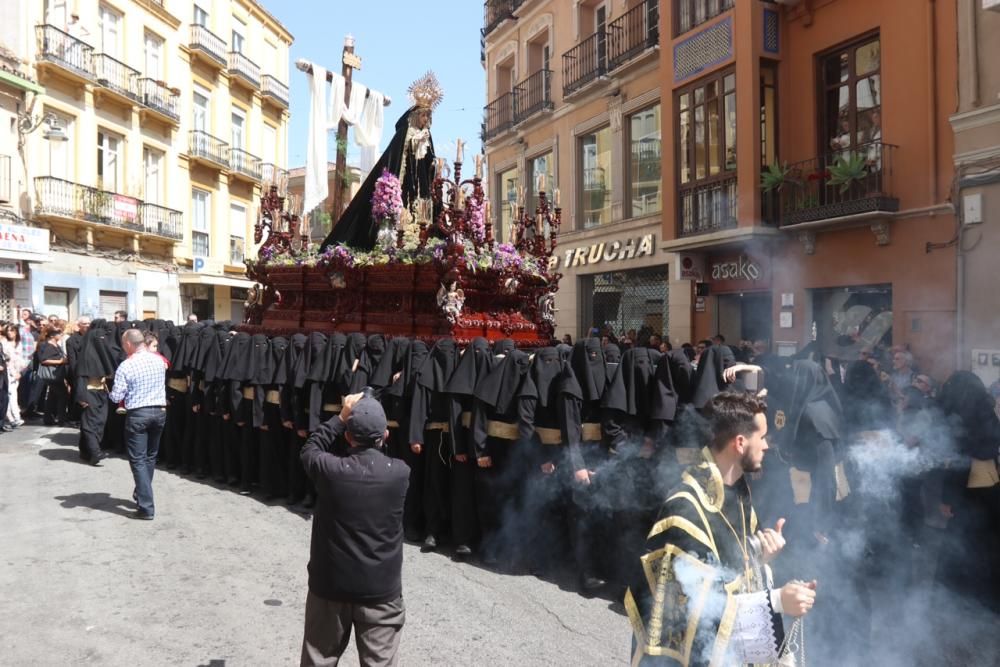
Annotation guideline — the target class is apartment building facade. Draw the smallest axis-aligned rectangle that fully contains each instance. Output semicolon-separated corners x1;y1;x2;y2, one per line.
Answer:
953;0;1000;383
483;0;685;343
658;0;958;377
21;0;291;322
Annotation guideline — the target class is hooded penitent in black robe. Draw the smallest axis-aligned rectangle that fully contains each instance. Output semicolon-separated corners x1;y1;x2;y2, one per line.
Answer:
259;336;290;499
397;339;430;539
936;371;1000;613
408;337;458;544
321;107;436;251
75;319;118;462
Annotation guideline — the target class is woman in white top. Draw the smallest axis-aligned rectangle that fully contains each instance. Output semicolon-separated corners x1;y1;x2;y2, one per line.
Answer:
2;322;27;428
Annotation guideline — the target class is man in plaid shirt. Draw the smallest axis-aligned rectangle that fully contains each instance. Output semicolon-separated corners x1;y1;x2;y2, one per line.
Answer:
109;329;167;520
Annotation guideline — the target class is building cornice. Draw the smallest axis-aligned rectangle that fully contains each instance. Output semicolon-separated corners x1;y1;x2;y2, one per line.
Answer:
131;0;181;30
950;102;1000;133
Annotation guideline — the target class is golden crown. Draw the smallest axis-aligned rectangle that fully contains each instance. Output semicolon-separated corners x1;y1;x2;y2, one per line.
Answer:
408;71;444;111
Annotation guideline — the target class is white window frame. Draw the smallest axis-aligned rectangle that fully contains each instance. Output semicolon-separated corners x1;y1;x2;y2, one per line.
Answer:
193;4;208;27
97;129;121;192
191;188;210;258
143;147;163;204
47;111;73;180
231;108;245;150
144;31;163;79
98;4;121;58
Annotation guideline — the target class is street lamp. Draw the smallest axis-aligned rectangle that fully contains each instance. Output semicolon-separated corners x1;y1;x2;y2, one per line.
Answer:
17;111;68;149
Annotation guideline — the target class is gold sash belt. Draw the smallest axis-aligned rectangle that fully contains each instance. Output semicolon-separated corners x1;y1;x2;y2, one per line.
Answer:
86;380;108;392
426;421;449;431
968;458;1000;489
167;377;189;392
581;422;602;442
265;390;281;405
242;387;255;399
322;403;342;413
790;462;852;504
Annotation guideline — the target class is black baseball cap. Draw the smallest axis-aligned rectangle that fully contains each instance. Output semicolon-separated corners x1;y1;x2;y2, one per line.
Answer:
346;397;387;446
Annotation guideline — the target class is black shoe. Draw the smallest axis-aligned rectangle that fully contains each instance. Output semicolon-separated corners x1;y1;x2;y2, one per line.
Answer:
421;535;437;552
130;510;154;521
454;544;473;560
91;452;109;467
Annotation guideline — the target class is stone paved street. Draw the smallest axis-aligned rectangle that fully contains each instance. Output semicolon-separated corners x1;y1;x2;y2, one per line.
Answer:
0;424;628;666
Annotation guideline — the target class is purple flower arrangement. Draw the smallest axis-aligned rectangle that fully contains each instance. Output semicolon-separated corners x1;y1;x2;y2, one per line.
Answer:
466;198;486;244
371;169;403;225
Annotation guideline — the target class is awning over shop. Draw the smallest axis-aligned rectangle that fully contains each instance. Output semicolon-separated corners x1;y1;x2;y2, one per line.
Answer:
178;273;254;289
0;70;45;95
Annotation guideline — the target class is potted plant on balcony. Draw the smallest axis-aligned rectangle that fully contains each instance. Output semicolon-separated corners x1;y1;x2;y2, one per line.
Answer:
760;161;796;193
827;152;869;196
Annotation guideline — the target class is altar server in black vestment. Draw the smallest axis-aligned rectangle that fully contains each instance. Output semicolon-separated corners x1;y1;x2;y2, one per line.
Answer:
408;337;458;552
75;319;117;465
442;337;495;558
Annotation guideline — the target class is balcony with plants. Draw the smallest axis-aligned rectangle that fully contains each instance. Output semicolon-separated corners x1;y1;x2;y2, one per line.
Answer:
34;176;182;242
760;142;899;227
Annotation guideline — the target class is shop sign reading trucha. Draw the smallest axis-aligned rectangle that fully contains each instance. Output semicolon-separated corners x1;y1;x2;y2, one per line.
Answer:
550;234;656;270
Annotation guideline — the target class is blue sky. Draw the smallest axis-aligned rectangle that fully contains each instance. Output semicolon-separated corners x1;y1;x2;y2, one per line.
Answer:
275;2;486;168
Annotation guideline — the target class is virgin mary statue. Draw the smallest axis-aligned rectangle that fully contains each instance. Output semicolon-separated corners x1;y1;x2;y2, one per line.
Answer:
320;72;443;251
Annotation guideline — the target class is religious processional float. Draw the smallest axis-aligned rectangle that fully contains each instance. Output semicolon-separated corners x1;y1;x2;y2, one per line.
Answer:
241;73;562;347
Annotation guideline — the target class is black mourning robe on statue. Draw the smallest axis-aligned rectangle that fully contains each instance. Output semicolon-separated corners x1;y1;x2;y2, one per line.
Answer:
321;107;436;251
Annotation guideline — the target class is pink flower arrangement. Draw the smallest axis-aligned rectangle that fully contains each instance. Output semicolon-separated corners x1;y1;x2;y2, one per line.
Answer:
371;169;403;224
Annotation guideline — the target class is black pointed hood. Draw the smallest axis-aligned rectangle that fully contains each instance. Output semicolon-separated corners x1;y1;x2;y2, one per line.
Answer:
445;337;491;396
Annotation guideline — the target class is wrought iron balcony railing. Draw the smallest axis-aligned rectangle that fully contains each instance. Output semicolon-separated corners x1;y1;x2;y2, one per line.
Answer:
261;74;289;106
139;202;183;240
34;176;183;240
94;53;140;101
228;51;260;87
608;0;659;71
483;91;516;141
189;24;227;66
261;163;288;186
483;0;523;36
763;141;899;227
228;147;262;181
35;24;94;77
678;175;738;236
513;69;553;122
563;30;606;96
138;78;180;121
189;130;229;168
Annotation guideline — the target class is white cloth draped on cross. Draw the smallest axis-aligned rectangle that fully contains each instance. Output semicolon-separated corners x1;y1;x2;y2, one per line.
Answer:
304;64;386;217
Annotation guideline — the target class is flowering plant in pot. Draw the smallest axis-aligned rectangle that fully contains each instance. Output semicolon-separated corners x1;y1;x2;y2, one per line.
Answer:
371;169;403;251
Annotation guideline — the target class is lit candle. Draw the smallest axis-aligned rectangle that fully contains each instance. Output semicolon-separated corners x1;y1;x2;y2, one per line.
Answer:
475;154;483;179
485;199;491;221
455;139;464;163
457;188;465;210
437;157;445;177
517;185;524;206
554;188;560;206
537;172;545;193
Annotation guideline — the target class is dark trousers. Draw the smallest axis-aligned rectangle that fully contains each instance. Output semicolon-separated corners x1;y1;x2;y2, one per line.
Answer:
18;366;34;412
78;389;109;461
451;456;478;547
162;387;187;466
125;406;167;516
422;429;451;540
222;416;240;484
288;430;310;503
259;403;288;498
300;591;404;667
400;437;425;539
181;395;200;471
238;419;258;492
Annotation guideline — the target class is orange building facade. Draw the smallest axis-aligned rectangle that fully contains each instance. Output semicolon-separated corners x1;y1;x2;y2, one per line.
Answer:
660;0;958;378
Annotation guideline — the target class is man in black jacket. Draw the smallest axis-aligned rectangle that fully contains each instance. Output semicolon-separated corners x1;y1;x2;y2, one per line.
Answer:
300;392;410;667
